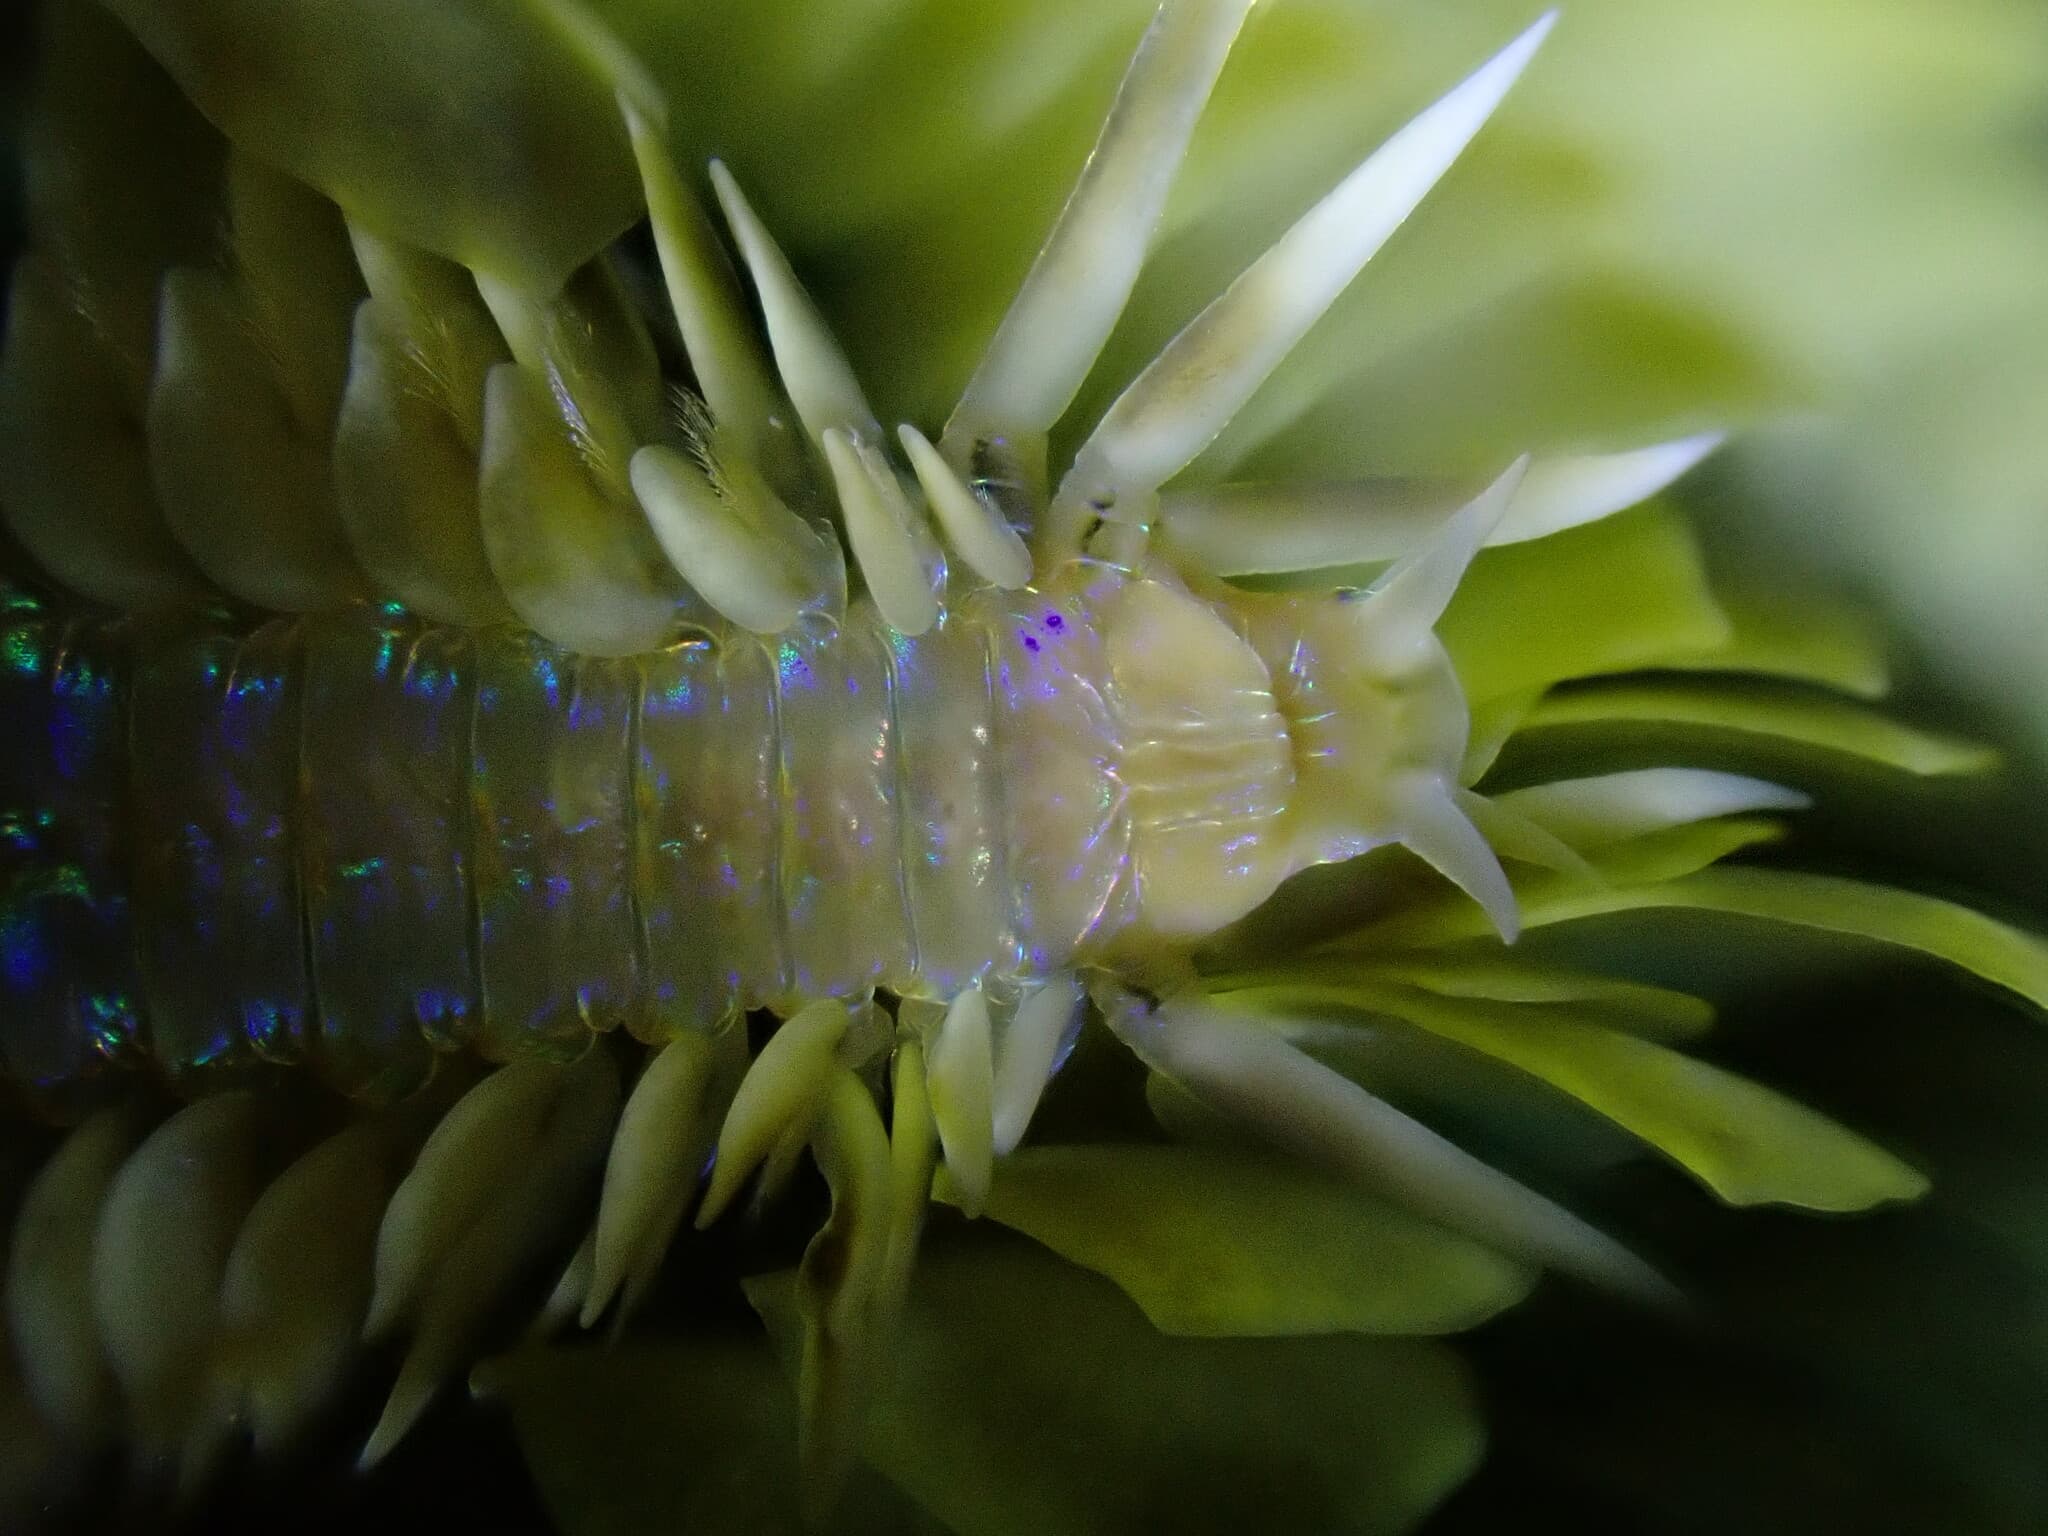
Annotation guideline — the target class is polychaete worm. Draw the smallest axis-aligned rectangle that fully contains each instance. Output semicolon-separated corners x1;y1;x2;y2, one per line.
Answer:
2;0;2044;1526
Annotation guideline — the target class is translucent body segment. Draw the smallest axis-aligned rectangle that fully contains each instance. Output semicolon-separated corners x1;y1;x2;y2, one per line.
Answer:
1096;574;1294;940
888;611;1011;997
634;637;784;1034
0;596;141;1115
299;609;475;1102
973;581;1132;976
631;639;721;1038
128;616;308;1082
471;630;637;1060
772;618;912;1003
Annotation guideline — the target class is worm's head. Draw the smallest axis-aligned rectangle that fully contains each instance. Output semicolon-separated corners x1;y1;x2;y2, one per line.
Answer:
1082;458;1523;950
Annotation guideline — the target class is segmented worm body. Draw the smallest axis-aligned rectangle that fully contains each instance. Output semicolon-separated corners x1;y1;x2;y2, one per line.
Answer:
1;567;1298;1111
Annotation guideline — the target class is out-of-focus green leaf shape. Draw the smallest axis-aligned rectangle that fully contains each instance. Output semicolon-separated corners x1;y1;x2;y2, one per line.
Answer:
749;1231;1486;1536
98;0;644;295
1223;980;1927;1211
933;1143;1534;1337
16;0;220;396
1352;851;2048;1020
1215;955;1716;1042
1523;681;1997;777
1440;505;1728;705
475;1332;940;1536
0;0;218;607
1656;592;1890;700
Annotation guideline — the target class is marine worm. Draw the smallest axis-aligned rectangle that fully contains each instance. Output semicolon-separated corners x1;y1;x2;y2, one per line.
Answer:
2;0;2041;1522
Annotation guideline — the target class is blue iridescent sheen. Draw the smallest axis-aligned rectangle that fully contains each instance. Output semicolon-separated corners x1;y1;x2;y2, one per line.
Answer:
0;587;143;1115
471;627;635;1060
300;608;476;1101
129;613;309;1083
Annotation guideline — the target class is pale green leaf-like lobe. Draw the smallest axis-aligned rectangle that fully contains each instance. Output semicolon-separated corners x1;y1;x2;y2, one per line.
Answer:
333;233;518;627
1456;789;1596;876
1644;869;2048;1014
1522;681;1997;776
937;1144;1535;1337
0;259;213;610
7;1105;150;1446
1245;980;1928;1211
1340;835;2048;1021
586;1032;729;1328
219;1119;407;1454
699;1001;848;1229
881;1037;940;1330
362;1052;620;1470
1656;590;1891;698
91;1094;271;1468
367;1062;566;1341
477;362;687;656
1335;816;1792;951
751;1234;1487;1536
990;973;1085;1155
1294;956;1717;1042
791;1069;894;1521
100;0;646;294
148;156;372;612
479;1330;932;1536
630;445;821;633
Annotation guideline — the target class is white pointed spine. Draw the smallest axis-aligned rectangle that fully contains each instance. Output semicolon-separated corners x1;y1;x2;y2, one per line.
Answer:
991;973;1085;1156
1103;989;1678;1305
1393;781;1521;944
822;428;942;636
1158;434;1724;577
709;160;876;446
1502;433;1722;543
1354;456;1526;668
899;424;1032;589
1049;11;1558;550
944;0;1258;452
1496;769;1811;849
622;101;788;467
926;986;996;1217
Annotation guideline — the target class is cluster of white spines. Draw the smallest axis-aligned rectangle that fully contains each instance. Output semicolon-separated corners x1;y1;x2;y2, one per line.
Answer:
606;2;1721;647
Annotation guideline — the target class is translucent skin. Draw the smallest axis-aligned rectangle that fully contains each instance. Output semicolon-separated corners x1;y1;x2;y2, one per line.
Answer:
0;558;1374;1111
